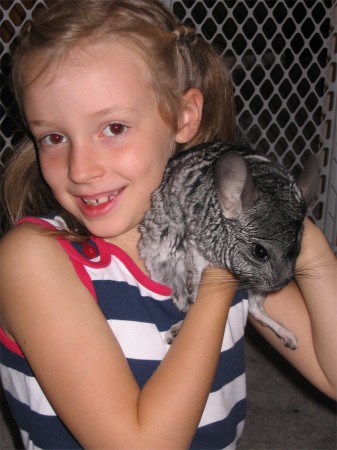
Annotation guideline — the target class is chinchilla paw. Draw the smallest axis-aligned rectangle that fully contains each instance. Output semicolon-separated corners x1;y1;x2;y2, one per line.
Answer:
165;320;183;345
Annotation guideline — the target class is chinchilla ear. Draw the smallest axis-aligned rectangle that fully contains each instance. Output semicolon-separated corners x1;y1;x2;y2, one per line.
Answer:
214;152;258;219
296;154;320;206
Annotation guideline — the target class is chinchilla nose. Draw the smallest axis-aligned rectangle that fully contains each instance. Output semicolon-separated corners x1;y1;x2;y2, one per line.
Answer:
272;267;294;290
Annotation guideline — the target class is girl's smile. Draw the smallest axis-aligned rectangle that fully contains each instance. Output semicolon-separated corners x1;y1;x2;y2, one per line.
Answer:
77;187;126;218
23;41;177;243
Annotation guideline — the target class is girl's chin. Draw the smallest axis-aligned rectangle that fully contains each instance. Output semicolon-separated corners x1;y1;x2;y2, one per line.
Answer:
79;217;138;241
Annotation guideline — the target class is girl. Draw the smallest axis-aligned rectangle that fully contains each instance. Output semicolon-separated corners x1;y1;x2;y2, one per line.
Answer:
0;1;336;449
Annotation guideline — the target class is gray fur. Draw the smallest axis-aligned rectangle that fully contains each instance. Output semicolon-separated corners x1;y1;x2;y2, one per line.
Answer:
139;141;320;348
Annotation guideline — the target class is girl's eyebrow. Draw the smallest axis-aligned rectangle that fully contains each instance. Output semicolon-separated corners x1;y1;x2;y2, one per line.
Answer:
28;106;135;127
27;119;55;128
89;106;135;118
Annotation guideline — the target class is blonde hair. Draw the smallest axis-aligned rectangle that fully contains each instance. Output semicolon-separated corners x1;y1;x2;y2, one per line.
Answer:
2;0;236;238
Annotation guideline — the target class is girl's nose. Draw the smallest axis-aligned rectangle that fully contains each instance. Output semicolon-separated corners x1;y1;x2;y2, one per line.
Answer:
68;142;105;184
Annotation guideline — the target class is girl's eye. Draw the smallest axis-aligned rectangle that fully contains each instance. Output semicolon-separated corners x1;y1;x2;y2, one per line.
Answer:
102;123;127;137
41;133;66;146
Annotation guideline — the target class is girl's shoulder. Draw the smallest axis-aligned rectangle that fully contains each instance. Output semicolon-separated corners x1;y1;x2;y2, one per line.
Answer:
0;220;71;296
0;217;85;312
0;215;96;264
0;217;64;259
0;217;98;340
0;218;58;257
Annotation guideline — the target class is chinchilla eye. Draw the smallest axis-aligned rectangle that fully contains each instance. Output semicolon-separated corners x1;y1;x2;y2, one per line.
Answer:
253;244;269;261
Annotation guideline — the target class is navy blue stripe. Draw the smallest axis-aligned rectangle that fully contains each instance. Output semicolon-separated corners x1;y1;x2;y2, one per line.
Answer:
211;336;245;392
94;280;185;330
231;289;248;306
3;388;245;450
3;391;81;449
124;337;244;395
94;280;246;331
127;338;245;395
127;358;161;389
0;343;33;376
190;398;247;449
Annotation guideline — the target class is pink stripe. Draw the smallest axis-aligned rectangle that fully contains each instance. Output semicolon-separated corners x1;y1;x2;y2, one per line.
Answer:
61;252;98;301
16;217;99;300
0;327;24;357
16;216;56;229
106;242;173;297
16;217;172;298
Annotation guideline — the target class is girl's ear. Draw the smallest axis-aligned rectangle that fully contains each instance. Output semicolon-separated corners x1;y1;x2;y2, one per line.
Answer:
175;88;203;144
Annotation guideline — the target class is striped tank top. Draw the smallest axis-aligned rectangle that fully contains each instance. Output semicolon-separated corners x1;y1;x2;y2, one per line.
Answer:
0;215;249;449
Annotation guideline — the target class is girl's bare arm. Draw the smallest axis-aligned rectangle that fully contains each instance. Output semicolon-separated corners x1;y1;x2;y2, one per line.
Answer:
0;223;237;449
250;219;337;400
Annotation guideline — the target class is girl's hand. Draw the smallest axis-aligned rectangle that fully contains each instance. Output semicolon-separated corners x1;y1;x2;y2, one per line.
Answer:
197;267;238;305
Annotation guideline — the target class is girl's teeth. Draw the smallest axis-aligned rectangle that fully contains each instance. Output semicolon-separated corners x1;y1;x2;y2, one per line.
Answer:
83;195;111;206
82;189;122;206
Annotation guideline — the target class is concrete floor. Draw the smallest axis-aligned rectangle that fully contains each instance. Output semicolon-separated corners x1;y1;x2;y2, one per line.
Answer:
239;325;336;449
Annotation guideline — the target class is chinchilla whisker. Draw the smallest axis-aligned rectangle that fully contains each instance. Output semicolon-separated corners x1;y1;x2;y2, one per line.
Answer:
296;250;335;274
295;266;336;288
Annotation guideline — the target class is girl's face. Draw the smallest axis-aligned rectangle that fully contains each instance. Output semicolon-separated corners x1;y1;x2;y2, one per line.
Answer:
24;42;177;243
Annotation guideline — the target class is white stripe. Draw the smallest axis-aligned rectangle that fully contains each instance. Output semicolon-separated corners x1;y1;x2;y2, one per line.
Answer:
221;298;249;352
199;372;246;428
43;217;170;301
0;365;56;416
158;299;248;353
222;420;245;450
16;392;245;450
108;320;169;360
42;216;65;230
103;315;247;431
87;259;171;301
20;430;43;450
108;298;248;361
